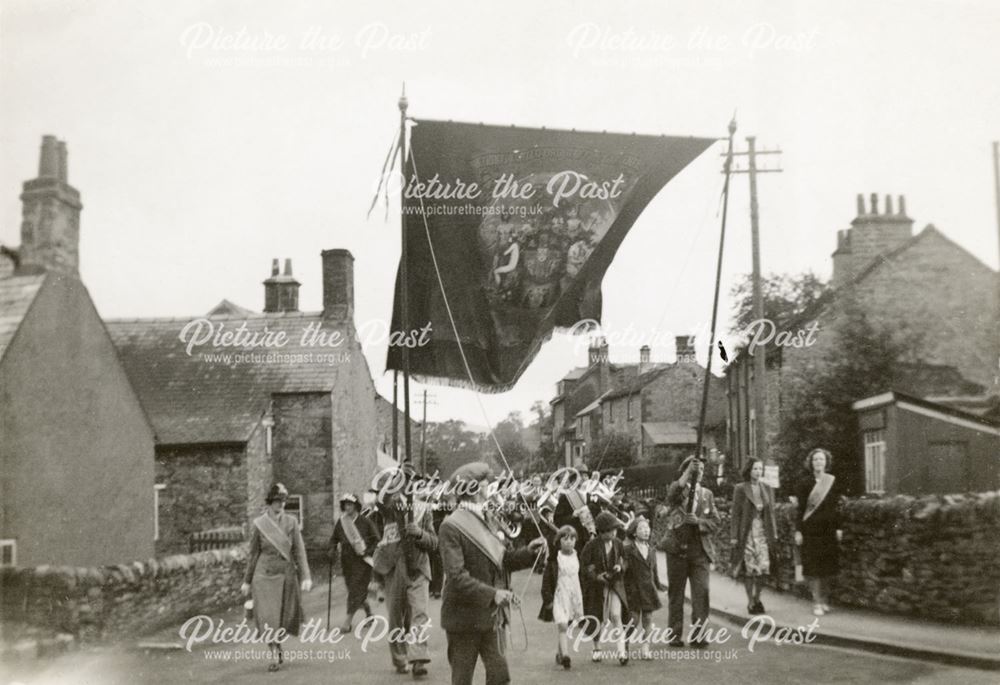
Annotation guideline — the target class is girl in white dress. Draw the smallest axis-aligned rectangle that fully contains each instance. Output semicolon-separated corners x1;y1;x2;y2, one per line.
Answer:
540;525;584;669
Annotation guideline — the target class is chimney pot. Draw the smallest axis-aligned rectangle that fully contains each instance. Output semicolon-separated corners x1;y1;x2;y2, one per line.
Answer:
870;193;878;215
284;258;292;276
898;195;907;217
38;135;59;178
884;194;893;215
271;259;279;276
57;141;68;182
856;194;864;216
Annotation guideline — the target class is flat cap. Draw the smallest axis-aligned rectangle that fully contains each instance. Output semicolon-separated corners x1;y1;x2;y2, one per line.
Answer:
450;461;494;484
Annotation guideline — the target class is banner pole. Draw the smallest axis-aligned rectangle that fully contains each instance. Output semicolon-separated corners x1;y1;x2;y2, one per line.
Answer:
398;84;414;522
691;115;737;509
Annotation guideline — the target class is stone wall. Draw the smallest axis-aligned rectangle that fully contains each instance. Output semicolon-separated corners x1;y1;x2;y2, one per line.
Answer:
652;490;1000;626
0;546;248;643
272;392;333;552
155;444;248;557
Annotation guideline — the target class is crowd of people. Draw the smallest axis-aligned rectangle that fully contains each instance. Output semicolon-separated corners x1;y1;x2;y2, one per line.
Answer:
240;448;843;683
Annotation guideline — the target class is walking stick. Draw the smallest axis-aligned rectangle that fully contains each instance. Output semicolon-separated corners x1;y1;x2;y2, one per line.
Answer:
327;554;334;628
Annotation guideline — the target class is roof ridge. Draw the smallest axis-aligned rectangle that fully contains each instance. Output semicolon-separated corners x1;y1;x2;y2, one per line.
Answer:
105;310;326;323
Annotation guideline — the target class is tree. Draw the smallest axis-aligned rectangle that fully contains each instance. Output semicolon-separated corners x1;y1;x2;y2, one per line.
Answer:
777;299;923;496
730;272;829;340
585;432;637;470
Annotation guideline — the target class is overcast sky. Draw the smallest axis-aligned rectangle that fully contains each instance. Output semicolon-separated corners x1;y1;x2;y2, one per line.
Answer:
2;0;998;430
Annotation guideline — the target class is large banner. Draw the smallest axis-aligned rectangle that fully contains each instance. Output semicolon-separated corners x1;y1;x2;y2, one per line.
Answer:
387;120;714;391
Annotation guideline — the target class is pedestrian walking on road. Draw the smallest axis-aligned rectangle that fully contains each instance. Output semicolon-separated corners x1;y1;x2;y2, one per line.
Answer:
623;517;666;659
330;493;378;633
657;456;720;648
730;459;777;615
794;448;843;617
439;461;547;685
580;511;630;665
240;483;312;672
539;525;584;669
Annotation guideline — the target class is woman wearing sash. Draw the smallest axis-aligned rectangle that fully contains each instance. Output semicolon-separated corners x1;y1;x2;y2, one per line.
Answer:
241;483;313;672
331;493;378;633
794;448;842;617
730;458;777;615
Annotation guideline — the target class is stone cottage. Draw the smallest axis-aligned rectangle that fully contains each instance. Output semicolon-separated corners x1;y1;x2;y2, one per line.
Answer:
107;251;380;556
726;193;999;492
0;137;156;567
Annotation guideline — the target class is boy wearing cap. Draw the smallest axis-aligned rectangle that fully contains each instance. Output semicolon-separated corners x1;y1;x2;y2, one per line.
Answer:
580;511;630;665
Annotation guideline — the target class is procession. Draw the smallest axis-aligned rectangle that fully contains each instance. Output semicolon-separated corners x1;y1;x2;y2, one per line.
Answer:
1;2;999;685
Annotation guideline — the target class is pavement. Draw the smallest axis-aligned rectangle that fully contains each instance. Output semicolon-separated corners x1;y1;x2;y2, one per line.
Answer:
2;560;998;684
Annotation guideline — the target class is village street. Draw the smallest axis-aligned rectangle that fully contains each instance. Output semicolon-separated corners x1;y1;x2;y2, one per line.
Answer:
5;565;995;685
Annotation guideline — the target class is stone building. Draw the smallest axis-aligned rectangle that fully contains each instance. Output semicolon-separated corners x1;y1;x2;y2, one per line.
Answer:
107;251;379;556
726;193;999;491
0;137;156;567
551;336;725;468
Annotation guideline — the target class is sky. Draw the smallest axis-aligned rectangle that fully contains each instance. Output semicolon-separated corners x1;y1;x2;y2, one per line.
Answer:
1;0;998;430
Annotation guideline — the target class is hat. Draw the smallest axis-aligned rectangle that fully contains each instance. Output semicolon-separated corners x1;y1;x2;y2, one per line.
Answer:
339;493;360;511
451;461;493;484
265;483;289;504
595;511;621;533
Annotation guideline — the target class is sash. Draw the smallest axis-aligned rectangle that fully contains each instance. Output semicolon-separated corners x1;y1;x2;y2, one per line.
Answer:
372;521;402;575
447;508;506;571
254;513;292;562
341;514;367;557
803;473;834;522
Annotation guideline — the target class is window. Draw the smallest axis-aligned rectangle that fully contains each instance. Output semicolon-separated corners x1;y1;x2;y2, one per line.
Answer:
609;401;615;424
154;483;167;541
627;396;632;421
0;540;15;567
285;495;304;526
864;429;886;493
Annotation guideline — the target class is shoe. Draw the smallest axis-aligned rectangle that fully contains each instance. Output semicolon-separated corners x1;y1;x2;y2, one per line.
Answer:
754;600;765;614
411;663;428;678
690;640;708;649
666;638;684;648
822;603;831;613
395;664;409;674
747;602;757;615
591;650;601;662
562;655;571;670
812;604;825;616
555;652;561;666
640;649;652;661
267;663;280;672
338;623;352;634
618;651;629;666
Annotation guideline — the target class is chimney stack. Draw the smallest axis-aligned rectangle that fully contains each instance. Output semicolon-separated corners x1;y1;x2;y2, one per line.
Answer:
638;345;651;375
321;249;355;321
675;335;696;364
832;192;914;287
263;258;300;313
19;135;82;275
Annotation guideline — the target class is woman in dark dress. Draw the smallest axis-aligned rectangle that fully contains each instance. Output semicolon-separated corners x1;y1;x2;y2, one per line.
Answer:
241;483;312;672
794;448;843;616
730;459;777;615
330;493;378;633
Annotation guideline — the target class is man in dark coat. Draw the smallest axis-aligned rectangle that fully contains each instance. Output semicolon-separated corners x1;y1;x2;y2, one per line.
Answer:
439;462;547;685
658;456;720;647
580;511;630;664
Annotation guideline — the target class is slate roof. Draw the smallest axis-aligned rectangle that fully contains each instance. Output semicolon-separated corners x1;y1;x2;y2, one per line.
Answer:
106;311;352;445
642;421;698;445
0;273;46;363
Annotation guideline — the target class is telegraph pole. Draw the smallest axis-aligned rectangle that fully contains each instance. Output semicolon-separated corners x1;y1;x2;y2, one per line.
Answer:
992;142;1000;392
416;390;437;474
729;137;782;473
